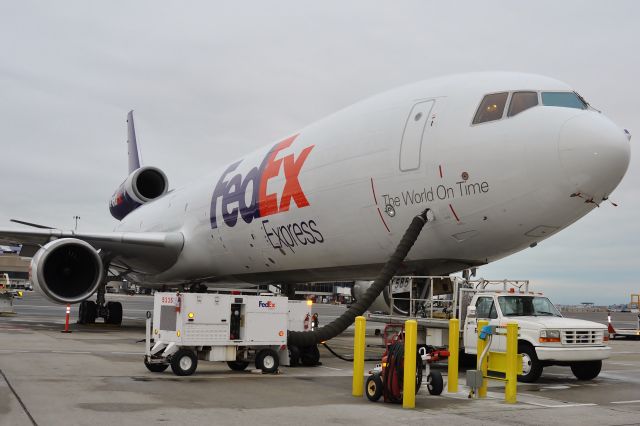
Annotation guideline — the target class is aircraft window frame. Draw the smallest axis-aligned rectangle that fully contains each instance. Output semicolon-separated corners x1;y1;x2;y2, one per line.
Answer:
472;92;509;125
507;91;540;117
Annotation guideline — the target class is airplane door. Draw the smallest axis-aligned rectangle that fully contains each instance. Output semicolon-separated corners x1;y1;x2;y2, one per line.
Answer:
399;100;435;171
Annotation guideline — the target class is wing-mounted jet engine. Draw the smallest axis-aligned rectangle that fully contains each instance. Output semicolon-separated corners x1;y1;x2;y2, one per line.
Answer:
108;110;169;220
31;238;103;304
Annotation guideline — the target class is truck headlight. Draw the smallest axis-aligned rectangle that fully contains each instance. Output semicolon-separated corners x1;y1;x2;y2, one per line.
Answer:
539;329;561;342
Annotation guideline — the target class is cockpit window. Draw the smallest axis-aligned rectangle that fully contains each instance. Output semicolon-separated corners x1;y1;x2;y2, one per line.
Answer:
541;92;587;110
508;91;538;117
473;92;508;124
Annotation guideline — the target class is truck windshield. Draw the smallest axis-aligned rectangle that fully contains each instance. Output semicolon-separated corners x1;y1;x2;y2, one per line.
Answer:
497;296;562;317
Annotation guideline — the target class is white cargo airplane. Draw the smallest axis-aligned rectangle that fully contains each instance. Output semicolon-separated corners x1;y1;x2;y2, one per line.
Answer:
0;72;630;324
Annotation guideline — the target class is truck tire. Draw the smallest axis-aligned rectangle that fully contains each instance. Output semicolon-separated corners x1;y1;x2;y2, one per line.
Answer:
227;361;250;371
171;349;198;376
144;358;169;373
256;349;279;374
427;371;444;395
570;360;602;380
366;373;383;402
301;345;320;366
518;342;543;383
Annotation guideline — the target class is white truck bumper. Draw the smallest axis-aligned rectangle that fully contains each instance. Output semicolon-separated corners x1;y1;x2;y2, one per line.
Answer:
536;346;611;362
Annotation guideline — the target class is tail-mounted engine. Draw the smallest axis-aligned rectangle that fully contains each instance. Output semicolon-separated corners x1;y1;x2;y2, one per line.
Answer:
30;238;104;304
109;166;169;220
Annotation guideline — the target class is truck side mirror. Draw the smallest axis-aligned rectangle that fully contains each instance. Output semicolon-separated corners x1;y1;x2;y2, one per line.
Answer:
467;306;476;318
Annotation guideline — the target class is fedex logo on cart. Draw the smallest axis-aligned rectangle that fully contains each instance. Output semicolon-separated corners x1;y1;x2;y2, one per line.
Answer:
210;134;315;229
258;301;276;309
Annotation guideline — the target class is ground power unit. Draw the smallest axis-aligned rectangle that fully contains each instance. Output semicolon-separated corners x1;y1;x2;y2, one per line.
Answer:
144;292;318;376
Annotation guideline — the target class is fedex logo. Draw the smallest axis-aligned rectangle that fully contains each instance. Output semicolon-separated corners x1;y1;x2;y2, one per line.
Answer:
210;134;315;229
258;301;276;309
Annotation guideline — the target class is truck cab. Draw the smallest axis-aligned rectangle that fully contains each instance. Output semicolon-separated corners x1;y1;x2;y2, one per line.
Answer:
463;292;610;382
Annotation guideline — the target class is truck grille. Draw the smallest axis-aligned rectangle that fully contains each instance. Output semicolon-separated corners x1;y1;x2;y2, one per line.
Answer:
561;330;603;345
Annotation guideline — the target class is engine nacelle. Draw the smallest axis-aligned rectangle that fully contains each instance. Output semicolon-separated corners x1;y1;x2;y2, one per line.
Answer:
31;238;103;304
109;166;169;220
352;280;411;315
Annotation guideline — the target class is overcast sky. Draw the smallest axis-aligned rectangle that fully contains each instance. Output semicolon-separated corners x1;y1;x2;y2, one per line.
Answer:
0;1;637;304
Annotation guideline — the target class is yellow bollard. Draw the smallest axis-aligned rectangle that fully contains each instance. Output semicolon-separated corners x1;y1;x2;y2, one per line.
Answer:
447;318;459;393
476;320;488;398
505;322;518;403
403;320;417;409
352;316;366;397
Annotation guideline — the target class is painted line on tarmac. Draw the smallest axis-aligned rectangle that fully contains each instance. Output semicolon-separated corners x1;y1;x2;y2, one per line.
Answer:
525;402;597;408
320;365;343;371
0;369;38;425
610;400;640;404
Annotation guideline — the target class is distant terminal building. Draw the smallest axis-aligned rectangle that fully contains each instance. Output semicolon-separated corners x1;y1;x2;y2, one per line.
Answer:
293;281;354;304
0;252;31;286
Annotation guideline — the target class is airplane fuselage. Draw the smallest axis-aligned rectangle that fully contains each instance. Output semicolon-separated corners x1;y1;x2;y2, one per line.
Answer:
115;72;630;286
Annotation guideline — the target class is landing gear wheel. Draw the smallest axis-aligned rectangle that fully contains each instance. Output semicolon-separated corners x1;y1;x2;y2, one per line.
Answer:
518;342;543;383
171;349;198;376
288;345;301;367
227;361;250;371
144;358;169;373
255;349;279;374
301;345;320;366
427;371;443;395
366;373;383;402
571;360;602;380
78;300;97;324
105;301;123;325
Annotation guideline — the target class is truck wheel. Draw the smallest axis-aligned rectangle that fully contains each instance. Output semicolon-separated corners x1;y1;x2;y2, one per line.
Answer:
301;345;320;366
171;349;198;376
518;342;543;383
570;360;602;380
144;358;168;373
427;371;444;395
366;374;383;402
227;361;250;371
256;349;279;373
106;301;123;325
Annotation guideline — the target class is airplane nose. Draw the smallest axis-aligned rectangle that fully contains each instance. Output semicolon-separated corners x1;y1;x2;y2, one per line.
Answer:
558;113;631;199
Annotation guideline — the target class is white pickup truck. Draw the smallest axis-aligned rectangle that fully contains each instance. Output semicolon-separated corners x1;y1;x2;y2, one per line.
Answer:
463;292;610;382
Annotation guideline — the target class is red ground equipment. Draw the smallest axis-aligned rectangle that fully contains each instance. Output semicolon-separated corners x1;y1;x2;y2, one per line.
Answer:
365;323;449;403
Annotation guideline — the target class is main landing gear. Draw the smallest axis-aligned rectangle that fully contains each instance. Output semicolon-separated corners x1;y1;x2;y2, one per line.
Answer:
77;280;123;325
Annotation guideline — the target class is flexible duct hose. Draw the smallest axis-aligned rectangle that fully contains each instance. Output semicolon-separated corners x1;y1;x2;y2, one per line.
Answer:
288;208;432;347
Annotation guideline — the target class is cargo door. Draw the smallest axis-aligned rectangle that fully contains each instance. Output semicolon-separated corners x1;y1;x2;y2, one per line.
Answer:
399;100;435;171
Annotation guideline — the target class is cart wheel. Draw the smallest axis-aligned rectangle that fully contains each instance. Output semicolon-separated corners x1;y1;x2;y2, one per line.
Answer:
365;374;383;402
427;371;443;395
227;361;250;371
144;358;169;373
256;349;279;373
301;345;320;366
171;349;198;376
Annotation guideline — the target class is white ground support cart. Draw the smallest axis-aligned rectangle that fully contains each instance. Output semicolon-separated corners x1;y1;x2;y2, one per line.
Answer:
144;292;316;376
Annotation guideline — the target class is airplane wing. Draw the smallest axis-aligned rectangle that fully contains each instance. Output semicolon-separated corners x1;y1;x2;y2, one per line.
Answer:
0;228;184;274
